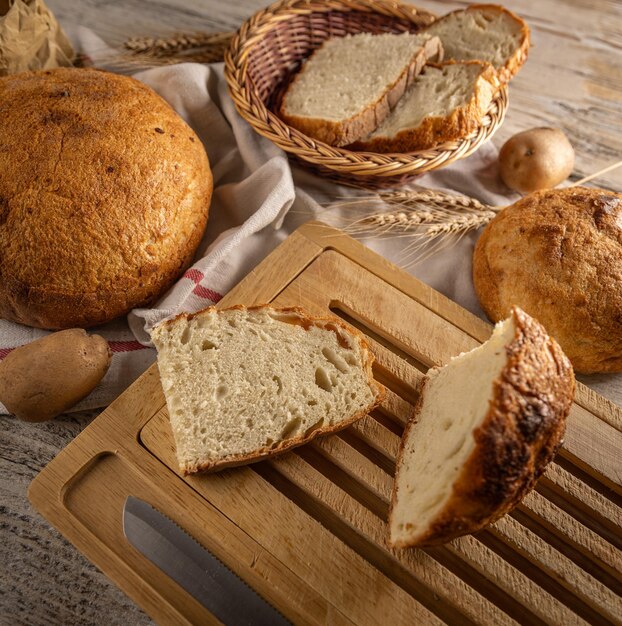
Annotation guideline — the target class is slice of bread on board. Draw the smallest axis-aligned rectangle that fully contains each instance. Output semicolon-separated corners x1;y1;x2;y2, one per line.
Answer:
422;4;530;83
151;305;385;475
279;32;443;146
389;308;574;548
350;60;498;153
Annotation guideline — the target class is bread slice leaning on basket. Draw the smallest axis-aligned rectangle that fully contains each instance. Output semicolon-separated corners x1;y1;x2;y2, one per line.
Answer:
151;305;385;475
421;3;530;83
389;307;575;548
279;32;443;146
350;60;499;153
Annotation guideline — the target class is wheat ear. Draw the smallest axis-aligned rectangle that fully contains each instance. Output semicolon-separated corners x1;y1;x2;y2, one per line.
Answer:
319;188;501;267
101;31;234;69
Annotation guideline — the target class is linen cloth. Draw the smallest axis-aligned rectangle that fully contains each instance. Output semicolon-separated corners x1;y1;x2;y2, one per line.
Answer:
0;27;619;412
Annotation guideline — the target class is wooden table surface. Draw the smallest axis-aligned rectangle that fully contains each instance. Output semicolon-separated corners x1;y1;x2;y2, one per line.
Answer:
2;1;621;624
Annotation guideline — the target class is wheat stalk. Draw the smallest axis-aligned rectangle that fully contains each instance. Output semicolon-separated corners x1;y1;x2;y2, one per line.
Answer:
101;31;234;69
126;31;232;57
318;188;501;267
320;157;622;267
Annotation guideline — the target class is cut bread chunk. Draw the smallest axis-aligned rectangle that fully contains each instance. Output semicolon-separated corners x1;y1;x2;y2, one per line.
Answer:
389;307;574;548
422;4;530;82
350;61;498;153
279;32;443;146
151;305;385;475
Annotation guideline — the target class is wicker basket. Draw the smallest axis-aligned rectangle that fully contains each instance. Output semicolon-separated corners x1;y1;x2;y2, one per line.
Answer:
225;0;509;189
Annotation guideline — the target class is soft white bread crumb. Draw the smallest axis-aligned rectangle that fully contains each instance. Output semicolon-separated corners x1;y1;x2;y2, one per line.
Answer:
389;308;574;548
422;5;529;81
279;32;443;146
390;317;513;547
151;306;384;475
352;61;497;152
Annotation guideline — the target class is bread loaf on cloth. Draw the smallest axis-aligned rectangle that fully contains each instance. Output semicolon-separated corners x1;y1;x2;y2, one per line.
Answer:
473;187;622;373
0;67;212;329
151;305;385;475
389;308;574;548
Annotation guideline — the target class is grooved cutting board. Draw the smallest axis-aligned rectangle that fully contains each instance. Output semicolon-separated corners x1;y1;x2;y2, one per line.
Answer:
29;222;622;626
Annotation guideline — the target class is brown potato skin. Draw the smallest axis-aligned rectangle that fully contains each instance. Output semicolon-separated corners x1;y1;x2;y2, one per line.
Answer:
499;127;574;193
0;329;111;421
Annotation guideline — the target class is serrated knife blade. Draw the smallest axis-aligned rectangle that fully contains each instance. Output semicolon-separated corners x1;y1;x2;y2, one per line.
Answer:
122;496;290;626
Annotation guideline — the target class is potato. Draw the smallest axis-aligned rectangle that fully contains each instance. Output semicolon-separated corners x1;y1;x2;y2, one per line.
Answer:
0;329;111;422
499;127;575;193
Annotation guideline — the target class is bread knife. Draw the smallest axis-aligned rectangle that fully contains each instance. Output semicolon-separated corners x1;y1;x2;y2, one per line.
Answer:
122;496;290;626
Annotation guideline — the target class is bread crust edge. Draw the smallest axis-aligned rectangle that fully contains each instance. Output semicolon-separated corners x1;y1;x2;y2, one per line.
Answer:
388;307;575;548
279;36;443;146
349;60;499;153
151;304;386;476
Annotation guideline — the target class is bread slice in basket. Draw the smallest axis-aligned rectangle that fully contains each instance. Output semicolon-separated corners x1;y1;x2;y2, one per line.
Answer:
350;60;498;153
421;4;530;83
389;307;575;548
279;32;443;146
151;305;385;475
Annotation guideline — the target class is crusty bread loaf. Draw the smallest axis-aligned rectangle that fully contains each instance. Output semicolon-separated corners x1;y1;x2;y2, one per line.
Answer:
151;305;385;475
279;32;443;146
389;308;574;548
350;61;498;153
422;4;530;83
473;187;622;374
0;68;212;329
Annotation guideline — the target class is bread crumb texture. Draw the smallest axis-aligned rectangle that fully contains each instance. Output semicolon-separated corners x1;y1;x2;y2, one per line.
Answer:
151;306;384;474
352;60;497;152
0;67;212;329
424;4;530;81
389;308;574;548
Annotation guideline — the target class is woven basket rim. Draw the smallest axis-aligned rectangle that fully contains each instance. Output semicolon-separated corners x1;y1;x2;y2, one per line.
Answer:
224;0;508;182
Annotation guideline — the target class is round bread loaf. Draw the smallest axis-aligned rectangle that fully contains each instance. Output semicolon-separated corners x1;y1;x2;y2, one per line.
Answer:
473;187;622;373
0;68;212;329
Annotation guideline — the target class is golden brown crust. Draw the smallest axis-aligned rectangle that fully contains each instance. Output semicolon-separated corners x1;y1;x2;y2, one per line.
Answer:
388;307;575;548
473;187;622;373
0;67;212;329
153;304;385;475
423;4;530;83
279;37;442;147
350;61;499;153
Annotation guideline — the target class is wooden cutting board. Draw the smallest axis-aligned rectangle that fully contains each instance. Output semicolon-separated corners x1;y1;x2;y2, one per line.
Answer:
29;222;622;626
